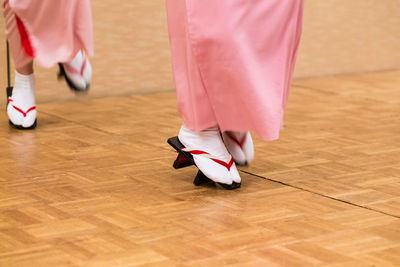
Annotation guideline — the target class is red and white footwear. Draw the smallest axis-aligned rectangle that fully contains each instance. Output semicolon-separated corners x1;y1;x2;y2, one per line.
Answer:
7;72;37;129
58;50;92;93
222;131;254;165
176;126;241;186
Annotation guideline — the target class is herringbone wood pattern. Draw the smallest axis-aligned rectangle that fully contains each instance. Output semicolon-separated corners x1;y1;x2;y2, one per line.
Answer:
0;71;399;266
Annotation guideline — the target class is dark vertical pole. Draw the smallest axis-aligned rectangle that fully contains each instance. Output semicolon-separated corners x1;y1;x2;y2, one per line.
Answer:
6;40;10;89
6;40;13;99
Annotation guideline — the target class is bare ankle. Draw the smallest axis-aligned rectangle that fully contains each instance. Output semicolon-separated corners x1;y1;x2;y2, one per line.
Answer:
16;62;34;75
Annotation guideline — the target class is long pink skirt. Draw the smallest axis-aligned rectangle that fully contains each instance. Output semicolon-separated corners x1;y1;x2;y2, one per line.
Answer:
166;0;303;140
3;0;93;68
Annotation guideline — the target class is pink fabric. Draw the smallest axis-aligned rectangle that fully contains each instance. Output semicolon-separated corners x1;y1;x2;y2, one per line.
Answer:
166;0;303;141
3;0;31;68
3;0;93;68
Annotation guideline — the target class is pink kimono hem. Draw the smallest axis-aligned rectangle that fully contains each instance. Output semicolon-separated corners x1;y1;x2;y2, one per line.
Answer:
3;0;93;68
166;0;304;140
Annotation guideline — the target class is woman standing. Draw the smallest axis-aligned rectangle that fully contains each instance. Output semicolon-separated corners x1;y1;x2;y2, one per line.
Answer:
166;0;304;188
3;0;93;129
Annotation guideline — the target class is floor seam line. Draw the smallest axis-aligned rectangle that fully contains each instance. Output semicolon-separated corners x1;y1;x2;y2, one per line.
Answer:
39;111;118;136
240;170;400;219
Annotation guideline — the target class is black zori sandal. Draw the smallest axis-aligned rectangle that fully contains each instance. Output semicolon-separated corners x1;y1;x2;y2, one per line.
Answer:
167;136;241;190
58;63;89;94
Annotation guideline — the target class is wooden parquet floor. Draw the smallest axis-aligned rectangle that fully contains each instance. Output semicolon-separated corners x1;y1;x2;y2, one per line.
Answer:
0;71;399;266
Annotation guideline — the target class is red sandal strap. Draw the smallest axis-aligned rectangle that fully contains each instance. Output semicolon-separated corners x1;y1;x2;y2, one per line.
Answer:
11;104;36;117
226;132;247;149
63;55;87;76
181;148;234;171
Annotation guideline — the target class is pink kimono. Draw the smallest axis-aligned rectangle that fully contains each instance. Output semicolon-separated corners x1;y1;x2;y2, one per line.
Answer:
166;0;304;141
3;0;93;68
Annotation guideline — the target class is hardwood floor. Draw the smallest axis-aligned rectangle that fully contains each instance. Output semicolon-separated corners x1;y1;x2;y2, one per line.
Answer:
0;71;399;266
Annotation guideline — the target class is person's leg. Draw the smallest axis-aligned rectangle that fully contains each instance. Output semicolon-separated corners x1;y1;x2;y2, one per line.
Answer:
166;0;216;131
178;0;304;141
166;0;241;186
3;0;36;129
9;0;93;92
170;1;303;167
3;0;94;129
222;1;303;165
7;70;36;129
16;61;33;75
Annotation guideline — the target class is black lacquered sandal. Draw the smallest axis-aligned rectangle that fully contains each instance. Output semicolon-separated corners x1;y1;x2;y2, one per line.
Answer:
167;136;241;190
